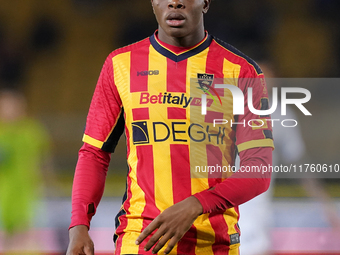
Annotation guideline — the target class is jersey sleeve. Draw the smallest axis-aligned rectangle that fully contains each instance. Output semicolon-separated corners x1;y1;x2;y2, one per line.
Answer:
235;70;274;153
193;146;272;213
70;143;110;229
82;53;125;153
70;53;124;229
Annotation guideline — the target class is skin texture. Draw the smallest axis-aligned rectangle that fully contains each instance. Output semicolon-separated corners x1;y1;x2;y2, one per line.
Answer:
67;225;94;255
152;0;211;47
136;196;203;254
67;1;210;254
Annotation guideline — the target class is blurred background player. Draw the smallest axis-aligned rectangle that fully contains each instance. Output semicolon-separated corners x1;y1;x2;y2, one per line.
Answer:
0;89;51;253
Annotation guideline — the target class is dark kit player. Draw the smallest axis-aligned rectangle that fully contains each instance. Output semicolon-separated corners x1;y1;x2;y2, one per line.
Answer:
67;0;274;254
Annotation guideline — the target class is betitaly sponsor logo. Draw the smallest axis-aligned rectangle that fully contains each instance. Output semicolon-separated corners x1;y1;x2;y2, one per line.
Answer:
139;92;214;108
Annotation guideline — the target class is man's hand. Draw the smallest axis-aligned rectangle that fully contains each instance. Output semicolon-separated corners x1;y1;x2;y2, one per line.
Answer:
135;196;203;254
66;225;94;255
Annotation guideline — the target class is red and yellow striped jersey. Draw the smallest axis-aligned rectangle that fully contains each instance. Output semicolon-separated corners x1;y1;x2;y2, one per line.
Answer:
82;32;274;255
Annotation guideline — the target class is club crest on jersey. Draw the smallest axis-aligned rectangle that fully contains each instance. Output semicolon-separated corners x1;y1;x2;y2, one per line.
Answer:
197;73;214;90
197;73;222;106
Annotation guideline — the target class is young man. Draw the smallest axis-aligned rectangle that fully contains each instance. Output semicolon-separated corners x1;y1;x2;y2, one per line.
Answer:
67;0;274;254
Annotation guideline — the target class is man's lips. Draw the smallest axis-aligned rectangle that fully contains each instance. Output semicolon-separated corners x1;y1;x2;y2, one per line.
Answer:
166;13;186;27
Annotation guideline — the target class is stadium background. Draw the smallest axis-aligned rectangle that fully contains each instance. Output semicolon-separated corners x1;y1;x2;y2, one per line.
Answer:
0;0;339;254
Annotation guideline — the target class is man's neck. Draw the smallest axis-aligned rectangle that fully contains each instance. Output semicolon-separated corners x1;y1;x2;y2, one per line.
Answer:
157;27;206;48
155;31;208;55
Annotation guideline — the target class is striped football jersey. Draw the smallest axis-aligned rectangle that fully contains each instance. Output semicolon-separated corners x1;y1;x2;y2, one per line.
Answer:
82;31;274;255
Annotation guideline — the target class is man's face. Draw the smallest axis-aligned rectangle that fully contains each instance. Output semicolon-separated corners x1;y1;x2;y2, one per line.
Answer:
151;0;210;39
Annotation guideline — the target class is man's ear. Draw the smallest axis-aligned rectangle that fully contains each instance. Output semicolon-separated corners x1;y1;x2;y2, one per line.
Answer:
203;0;212;14
151;0;155;14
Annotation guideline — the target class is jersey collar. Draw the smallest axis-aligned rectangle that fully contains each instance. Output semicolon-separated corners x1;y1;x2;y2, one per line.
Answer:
149;31;212;62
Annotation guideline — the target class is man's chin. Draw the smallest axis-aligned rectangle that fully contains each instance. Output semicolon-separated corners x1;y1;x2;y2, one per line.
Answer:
166;27;188;38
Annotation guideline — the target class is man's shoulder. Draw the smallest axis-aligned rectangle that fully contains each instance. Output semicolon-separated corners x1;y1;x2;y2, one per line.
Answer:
108;37;151;59
210;35;263;75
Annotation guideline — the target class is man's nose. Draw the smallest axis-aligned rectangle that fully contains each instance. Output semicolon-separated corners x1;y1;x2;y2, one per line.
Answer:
168;0;185;9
